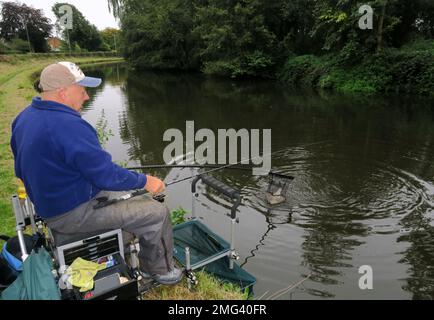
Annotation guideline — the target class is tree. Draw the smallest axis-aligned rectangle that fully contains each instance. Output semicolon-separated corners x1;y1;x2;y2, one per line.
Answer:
107;0;434;77
415;0;434;38
110;0;321;76
193;0;278;77
52;2;103;52
0;2;52;52
310;0;431;53
107;0;124;18
120;0;201;70
100;28;122;52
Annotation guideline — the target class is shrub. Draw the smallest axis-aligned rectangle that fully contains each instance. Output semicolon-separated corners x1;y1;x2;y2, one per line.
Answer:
8;38;31;53
278;55;328;88
0;41;10;54
279;49;434;96
202;59;242;78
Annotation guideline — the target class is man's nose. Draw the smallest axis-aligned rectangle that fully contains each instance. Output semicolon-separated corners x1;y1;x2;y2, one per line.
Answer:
84;91;90;101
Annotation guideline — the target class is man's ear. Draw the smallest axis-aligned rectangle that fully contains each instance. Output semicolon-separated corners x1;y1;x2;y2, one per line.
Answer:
57;87;67;100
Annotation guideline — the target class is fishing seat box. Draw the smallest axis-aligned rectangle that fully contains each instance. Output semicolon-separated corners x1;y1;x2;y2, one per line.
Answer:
51;229;138;300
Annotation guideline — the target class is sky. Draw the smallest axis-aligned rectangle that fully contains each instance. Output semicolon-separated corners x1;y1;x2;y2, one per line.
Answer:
20;0;119;30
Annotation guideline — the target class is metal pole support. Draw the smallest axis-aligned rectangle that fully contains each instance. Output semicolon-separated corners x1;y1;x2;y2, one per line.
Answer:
25;199;37;236
185;247;192;290
230;218;237;270
12;195;29;261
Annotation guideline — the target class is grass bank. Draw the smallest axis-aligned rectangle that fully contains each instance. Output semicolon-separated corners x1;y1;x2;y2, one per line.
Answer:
278;40;434;96
144;271;246;300
0;54;123;236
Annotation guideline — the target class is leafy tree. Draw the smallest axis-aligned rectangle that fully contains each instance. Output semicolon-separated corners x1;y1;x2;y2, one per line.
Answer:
193;0;277;77
121;0;200;70
108;0;434;78
310;0;433;53
0;2;52;52
100;28;122;52
107;0;124;18
52;2;103;51
415;0;434;38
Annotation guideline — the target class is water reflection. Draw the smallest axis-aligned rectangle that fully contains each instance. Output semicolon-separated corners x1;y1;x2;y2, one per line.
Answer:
82;64;434;299
398;211;434;300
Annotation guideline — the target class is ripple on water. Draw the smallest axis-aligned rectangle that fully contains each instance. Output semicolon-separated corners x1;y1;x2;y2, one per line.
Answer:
242;149;434;236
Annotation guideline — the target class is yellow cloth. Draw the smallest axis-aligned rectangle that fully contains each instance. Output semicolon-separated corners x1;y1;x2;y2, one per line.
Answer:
66;258;105;292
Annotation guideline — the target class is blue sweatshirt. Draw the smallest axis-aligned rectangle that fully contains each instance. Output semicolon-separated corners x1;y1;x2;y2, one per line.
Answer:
10;97;148;219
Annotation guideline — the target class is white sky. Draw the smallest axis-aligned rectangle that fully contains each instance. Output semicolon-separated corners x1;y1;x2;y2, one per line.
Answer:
19;0;119;30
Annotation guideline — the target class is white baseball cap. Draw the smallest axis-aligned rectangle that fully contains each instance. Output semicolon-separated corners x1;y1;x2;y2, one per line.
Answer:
39;61;102;91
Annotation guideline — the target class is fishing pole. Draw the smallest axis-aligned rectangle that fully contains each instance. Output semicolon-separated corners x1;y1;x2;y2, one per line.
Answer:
94;166;293;210
127;164;260;171
127;164;293;181
93;140;331;210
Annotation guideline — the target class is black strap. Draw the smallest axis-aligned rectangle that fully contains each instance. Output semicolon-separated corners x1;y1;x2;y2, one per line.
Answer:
0;235;10;242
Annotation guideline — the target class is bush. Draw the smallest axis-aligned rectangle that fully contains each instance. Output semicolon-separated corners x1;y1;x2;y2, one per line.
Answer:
278;55;328;88
382;51;434;94
0;41;10;54
242;51;275;78
279;49;434;96
8;38;31;53
400;38;434;53
202;59;243;78
99;42;112;52
336;40;368;67
202;52;274;78
59;42;84;53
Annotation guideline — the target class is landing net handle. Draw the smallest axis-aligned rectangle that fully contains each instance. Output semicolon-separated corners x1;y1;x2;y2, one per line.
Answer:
191;174;241;220
191;174;242;270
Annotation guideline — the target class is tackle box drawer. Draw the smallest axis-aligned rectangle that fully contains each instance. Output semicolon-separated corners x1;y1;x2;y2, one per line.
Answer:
84;254;138;301
63;253;139;301
56;230;124;268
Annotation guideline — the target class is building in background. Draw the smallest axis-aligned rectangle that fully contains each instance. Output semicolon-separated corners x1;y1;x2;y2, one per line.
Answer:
47;37;62;52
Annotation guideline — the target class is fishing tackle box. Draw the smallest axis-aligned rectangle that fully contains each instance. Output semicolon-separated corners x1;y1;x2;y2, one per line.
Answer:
51;230;139;300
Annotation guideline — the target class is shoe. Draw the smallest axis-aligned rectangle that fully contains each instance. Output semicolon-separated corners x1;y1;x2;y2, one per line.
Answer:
154;267;183;285
140;267;183;285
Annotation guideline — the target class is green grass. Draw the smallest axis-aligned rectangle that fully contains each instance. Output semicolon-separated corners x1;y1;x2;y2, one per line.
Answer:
144;270;246;300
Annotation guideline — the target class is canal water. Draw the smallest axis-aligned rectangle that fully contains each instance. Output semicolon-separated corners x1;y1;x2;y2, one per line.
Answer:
82;63;434;300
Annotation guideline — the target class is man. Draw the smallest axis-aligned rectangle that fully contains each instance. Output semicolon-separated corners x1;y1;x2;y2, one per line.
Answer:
10;62;182;285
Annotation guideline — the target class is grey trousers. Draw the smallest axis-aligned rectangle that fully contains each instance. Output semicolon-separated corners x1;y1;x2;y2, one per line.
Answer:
45;191;174;275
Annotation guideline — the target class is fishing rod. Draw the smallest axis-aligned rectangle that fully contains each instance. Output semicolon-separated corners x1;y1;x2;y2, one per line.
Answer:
127;164;293;179
93;140;331;210
127;164;260;171
94;165;293;210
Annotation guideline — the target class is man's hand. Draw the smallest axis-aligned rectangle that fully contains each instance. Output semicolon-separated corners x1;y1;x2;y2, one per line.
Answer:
145;175;166;195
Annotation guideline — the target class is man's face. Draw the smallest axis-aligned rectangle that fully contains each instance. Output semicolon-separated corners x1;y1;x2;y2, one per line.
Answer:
61;84;90;112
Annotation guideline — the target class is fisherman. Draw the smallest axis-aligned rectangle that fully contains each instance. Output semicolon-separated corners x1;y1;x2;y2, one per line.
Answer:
10;62;183;285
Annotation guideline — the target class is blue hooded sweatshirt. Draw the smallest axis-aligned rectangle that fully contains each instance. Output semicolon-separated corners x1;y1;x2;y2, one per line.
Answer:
10;97;148;219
